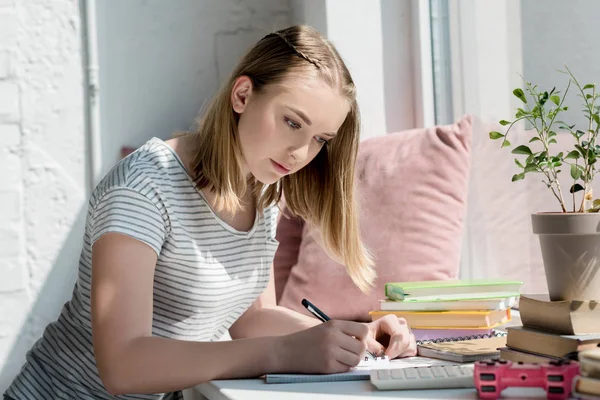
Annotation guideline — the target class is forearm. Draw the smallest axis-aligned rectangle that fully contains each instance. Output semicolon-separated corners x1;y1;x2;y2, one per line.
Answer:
231;305;320;339
101;335;282;395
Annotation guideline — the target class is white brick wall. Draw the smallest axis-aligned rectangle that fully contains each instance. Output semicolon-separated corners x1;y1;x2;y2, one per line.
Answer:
0;0;26;389
0;0;86;390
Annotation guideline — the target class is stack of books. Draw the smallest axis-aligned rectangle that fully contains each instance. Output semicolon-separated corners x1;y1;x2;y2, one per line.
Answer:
500;295;600;364
370;279;523;342
574;348;600;398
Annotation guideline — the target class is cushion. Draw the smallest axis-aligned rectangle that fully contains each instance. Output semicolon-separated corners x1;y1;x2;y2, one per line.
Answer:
274;115;473;321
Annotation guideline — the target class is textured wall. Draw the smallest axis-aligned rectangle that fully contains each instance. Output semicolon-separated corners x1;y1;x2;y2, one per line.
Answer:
0;0;291;391
0;0;87;390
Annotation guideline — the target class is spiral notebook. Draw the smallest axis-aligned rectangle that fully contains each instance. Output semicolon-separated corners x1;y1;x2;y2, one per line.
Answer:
416;333;508;363
264;356;457;384
416;329;507;346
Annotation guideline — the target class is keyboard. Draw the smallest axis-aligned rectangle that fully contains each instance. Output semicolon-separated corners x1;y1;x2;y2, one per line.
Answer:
370;363;475;391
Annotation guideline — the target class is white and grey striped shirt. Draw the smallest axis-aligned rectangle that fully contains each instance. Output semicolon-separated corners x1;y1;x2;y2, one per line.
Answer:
5;137;279;400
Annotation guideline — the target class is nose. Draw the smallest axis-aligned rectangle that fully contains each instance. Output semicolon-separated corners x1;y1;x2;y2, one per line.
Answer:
287;140;310;164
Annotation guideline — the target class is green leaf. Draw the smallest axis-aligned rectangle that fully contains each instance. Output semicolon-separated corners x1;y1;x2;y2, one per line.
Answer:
593;199;600;207
565;150;580;160
570;183;585;193
501;140;511;148
513;88;527;104
587;94;594;99
511;145;533;155
512;173;525;182
576;130;586;138
515;108;529;118
549;131;557;137
593;114;600;125
584;84;596;90
514;158;524;168
489;131;504;139
524;164;538;173
550;95;560;106
549;138;557;144
499;120;511;126
529;137;541;143
571;164;583;180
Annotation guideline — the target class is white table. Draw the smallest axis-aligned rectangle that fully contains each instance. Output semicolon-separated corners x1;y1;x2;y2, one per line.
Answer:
192;311;550;400
193;377;553;400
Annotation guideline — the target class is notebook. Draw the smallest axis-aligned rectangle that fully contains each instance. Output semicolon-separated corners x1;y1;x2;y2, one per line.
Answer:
384;279;523;301
416;336;507;363
379;295;519;311
264;356;456;384
415;329;507;345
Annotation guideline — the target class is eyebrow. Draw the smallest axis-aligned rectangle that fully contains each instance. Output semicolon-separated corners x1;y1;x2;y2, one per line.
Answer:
285;106;338;138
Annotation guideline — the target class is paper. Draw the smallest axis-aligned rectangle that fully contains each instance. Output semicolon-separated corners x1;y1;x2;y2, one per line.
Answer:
264;356;458;384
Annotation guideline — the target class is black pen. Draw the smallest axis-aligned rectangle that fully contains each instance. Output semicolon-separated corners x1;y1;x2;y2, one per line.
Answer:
301;298;378;359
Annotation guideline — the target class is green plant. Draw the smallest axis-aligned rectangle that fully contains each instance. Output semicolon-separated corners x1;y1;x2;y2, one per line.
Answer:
489;66;600;212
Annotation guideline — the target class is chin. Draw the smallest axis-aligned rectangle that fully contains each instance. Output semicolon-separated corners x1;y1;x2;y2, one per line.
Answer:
253;174;279;185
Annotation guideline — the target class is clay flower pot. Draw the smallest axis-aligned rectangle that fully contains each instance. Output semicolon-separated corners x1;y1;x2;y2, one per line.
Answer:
532;212;600;301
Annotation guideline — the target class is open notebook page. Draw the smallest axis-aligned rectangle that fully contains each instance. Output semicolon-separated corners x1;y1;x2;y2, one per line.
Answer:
264;356;458;384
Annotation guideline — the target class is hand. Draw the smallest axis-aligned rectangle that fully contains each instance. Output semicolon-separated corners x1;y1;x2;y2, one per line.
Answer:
364;314;417;359
277;320;369;374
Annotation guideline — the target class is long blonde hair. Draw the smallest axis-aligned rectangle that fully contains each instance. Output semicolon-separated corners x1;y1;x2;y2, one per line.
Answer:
189;25;375;293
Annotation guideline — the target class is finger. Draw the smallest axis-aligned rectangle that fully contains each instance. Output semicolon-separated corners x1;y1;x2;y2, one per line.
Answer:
337;331;366;357
334;346;364;368
378;314;407;336
398;333;418;358
366;337;385;356
382;322;412;359
335;320;369;340
373;315;408;358
385;332;411;359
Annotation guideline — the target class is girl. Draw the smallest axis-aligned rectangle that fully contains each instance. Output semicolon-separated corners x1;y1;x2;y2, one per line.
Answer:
4;25;416;400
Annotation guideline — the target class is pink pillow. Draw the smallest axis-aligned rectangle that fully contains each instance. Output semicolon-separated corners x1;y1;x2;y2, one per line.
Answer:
274;115;473;321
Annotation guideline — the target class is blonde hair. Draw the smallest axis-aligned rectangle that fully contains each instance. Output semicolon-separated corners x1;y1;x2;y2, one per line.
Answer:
188;25;375;292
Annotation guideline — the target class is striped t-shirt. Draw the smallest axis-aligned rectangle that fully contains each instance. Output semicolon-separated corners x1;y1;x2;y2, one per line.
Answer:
5;137;279;400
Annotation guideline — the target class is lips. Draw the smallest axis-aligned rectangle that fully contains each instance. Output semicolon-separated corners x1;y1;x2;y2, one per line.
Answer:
271;159;291;174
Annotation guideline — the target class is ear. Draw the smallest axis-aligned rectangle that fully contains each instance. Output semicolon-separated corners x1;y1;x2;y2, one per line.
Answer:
231;76;253;113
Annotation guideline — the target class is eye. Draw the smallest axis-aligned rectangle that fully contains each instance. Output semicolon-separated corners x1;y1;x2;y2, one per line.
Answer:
315;136;328;145
284;117;301;130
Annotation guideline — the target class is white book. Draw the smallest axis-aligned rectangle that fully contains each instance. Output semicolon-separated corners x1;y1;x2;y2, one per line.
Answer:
379;295;519;311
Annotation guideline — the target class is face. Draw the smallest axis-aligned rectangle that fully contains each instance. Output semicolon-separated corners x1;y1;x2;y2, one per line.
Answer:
231;74;350;185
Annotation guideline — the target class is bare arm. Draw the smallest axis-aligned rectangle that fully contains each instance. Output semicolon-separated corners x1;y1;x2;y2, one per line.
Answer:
229;263;319;339
92;233;284;395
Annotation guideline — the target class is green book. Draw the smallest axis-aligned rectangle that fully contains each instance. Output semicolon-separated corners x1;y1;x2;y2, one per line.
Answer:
384;279;523;302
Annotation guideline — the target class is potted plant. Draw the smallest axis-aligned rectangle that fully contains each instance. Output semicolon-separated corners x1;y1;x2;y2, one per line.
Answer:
489;66;600;301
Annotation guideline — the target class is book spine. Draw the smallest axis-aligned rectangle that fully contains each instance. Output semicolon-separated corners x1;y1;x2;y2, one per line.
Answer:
384;284;405;301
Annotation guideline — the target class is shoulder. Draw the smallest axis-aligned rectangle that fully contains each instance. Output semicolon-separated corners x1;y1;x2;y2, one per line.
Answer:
90;138;182;207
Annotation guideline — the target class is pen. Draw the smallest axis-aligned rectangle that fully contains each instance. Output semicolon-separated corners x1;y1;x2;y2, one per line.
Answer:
301;298;378;359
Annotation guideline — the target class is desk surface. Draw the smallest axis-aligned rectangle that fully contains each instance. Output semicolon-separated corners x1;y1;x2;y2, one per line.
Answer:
194;378;552;400
194;311;530;400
